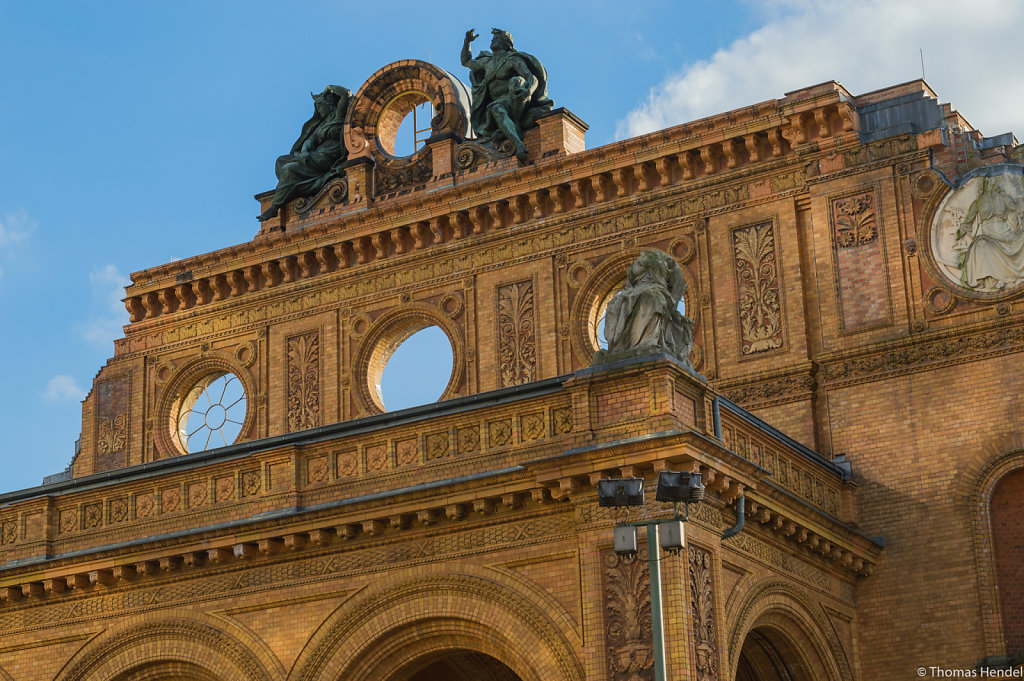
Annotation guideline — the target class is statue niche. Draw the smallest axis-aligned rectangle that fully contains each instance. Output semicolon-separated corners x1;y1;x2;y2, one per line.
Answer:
461;28;553;163
594;250;695;368
258;85;351;222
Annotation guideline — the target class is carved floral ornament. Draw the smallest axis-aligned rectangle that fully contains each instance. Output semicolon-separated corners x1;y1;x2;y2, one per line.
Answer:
929;166;1024;296
287;331;321;432
497;280;537;387
733;221;785;355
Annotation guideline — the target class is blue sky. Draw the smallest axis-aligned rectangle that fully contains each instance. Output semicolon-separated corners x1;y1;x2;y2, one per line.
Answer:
2;0;1022;492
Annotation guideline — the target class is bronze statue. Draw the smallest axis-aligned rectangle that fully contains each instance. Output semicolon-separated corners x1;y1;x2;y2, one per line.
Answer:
258;85;351;222
595;250;695;368
461;28;553;163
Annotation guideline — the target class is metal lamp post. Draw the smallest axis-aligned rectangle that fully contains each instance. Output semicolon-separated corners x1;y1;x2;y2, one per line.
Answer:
598;471;705;681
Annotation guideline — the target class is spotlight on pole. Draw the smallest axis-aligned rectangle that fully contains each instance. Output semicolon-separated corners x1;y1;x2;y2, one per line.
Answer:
614;525;639;557
655;471;704;504
658;519;685;554
597;478;645;507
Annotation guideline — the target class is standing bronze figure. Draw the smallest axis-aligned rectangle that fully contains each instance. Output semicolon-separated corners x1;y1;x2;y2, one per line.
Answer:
461;28;553;163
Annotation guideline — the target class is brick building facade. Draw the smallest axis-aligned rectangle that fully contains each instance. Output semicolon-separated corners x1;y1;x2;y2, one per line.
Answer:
0;59;1021;680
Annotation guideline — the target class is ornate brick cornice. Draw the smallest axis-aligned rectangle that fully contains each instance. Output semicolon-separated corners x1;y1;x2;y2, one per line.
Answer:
820;315;1024;388
717;362;816;408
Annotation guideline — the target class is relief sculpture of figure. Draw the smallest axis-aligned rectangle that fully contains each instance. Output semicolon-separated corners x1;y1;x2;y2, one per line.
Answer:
258;85;351;222
954;176;1024;290
595;250;695;368
461;28;553;163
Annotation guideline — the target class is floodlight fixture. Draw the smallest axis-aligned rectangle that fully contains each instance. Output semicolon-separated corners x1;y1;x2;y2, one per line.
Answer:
655;471;705;504
613;525;639;556
598;478;645;507
658;519;685;554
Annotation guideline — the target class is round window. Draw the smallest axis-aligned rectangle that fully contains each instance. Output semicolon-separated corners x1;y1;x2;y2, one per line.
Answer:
176;372;247;453
378;91;433;157
377;326;454;411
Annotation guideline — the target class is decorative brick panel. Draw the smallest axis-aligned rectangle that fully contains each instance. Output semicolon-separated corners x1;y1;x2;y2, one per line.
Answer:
95;376;130;472
497;280;537;387
830;190;891;332
603;548;653;680
287;331;321;432
689;547;719;681
456;426;480;455
365;444;388;472
336;451;358;477
307;455;330;483
733;222;784;354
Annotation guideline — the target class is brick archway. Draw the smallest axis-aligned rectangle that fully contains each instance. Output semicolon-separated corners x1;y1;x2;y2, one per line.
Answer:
289;570;584;681
55;613;285;681
991;469;1024;656
726;580;851;681
963;446;1024;656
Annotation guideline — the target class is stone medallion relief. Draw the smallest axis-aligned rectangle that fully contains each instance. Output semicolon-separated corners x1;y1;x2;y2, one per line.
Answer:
931;167;1024;293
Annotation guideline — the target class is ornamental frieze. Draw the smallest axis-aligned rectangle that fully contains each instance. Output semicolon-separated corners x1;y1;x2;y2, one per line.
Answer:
821;319;1024;387
842;133;917;168
719;370;815;408
0;512;575;634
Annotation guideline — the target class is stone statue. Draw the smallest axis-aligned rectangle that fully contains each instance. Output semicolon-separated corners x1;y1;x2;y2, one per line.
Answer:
954;175;1024;290
258;85;351;222
461;28;553;163
594;250;695;368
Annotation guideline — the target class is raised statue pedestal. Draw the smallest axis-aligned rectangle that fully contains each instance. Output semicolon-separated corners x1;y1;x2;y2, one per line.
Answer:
530;108;588;161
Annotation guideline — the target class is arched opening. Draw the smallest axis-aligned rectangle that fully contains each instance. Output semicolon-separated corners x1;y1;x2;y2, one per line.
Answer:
55;614;283;681
735;626;816;681
290;570;584;681
392;649;524;681
378;91;433;157
177;371;247;453
111;661;221;681
377;325;454;411
992;468;1024;656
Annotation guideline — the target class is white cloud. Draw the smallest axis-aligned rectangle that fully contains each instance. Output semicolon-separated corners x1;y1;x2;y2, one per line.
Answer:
617;0;1024;140
80;265;131;347
0;209;36;280
43;374;86;403
0;209;34;248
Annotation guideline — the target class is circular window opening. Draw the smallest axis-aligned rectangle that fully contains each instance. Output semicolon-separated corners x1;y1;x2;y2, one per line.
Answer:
375;325;454;411
379;91;433;157
592;282;687;350
177;372;247;453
